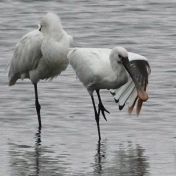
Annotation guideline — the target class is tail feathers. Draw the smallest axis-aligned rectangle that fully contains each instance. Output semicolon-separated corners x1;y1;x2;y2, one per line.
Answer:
8;73;19;86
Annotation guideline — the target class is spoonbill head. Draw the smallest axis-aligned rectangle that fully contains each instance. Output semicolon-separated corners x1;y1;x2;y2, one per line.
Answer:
39;12;63;38
110;47;148;102
110;46;128;61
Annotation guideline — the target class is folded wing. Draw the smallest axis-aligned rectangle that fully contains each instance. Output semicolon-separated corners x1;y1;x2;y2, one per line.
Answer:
8;30;43;85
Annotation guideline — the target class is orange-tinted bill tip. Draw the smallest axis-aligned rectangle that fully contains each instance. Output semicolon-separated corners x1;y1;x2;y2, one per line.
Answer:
138;90;148;102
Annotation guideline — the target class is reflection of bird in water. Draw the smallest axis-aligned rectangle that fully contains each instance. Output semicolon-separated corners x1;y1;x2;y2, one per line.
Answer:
92;141;150;176
8;128;68;176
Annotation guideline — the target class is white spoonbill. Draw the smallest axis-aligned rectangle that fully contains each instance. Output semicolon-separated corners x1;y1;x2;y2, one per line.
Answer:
8;12;72;129
68;47;150;140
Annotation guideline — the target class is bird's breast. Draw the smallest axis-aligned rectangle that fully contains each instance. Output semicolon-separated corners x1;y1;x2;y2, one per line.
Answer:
42;38;69;63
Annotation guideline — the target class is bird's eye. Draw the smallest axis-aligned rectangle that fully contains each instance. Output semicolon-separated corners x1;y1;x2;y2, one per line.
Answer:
118;54;122;59
39;25;42;31
117;54;122;64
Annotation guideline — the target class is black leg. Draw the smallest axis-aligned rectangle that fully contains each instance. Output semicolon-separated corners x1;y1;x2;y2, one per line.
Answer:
34;83;42;129
91;94;101;141
96;90;110;121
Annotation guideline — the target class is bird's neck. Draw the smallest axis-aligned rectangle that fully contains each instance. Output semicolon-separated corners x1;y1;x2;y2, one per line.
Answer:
110;57;122;74
110;57;128;85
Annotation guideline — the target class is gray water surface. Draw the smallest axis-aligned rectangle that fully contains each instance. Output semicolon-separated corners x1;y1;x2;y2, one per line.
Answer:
1;0;176;175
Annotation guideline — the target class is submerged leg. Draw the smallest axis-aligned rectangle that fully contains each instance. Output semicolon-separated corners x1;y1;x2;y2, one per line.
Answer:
96;90;110;121
34;83;41;129
91;94;101;141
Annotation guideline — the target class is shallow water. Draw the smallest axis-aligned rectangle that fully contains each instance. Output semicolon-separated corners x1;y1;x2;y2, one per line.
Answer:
1;0;176;175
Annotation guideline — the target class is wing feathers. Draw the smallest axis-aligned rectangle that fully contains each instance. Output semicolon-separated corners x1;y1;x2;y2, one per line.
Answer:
8;30;43;85
110;56;150;115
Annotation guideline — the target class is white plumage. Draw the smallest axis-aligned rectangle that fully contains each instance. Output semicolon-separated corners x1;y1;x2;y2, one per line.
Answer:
68;47;150;140
8;12;72;128
9;12;72;85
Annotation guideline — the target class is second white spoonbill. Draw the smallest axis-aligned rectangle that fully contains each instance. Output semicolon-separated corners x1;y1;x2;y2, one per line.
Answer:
8;12;73;129
68;47;150;140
